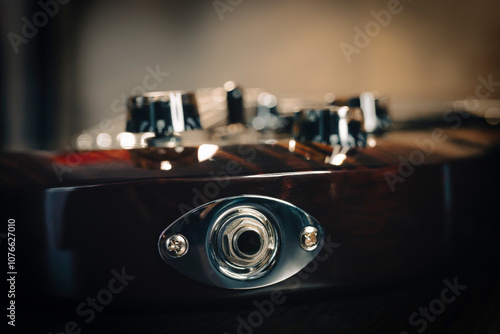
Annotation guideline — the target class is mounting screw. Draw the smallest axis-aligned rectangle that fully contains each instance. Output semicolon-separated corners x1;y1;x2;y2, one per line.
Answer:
299;226;319;251
165;234;188;258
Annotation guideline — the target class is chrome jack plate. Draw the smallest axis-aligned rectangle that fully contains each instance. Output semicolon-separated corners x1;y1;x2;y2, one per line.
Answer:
158;195;324;289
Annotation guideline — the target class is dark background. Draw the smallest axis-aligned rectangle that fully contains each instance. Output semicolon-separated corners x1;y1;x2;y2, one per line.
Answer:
1;0;500;151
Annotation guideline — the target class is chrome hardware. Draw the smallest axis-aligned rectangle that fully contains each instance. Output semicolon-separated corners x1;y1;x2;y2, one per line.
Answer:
158;195;324;289
126;91;202;145
293;106;367;147
299;226;319;251
164;234;189;258
210;206;278;280
224;81;245;125
328;92;391;133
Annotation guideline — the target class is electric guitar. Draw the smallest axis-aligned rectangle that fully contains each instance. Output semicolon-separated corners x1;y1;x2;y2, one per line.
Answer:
1;85;499;333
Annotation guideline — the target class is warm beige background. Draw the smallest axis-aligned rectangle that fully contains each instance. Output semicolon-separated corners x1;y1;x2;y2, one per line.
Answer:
2;0;500;148
74;0;500;124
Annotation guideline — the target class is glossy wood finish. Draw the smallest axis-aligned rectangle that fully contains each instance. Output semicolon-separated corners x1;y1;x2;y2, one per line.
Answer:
1;127;499;187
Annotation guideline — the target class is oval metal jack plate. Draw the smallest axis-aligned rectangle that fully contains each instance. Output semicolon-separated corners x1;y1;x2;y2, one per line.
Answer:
158;195;324;289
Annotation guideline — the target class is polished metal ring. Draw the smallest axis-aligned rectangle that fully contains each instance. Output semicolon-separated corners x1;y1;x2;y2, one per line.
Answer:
209;206;279;280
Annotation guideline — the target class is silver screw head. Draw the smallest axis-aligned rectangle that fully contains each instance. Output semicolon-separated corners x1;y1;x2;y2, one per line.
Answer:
165;234;188;258
299;226;319;251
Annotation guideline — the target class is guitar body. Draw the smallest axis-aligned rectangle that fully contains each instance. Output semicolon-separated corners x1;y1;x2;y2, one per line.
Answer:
1;116;499;333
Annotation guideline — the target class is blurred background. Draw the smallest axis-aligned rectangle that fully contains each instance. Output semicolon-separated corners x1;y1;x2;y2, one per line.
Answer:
1;0;499;150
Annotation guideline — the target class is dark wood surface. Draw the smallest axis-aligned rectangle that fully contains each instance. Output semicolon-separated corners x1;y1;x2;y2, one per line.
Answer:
1;127;499;187
14;231;500;333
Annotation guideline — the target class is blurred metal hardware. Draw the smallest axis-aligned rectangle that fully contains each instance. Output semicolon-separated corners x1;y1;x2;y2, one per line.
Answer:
126;91;202;139
329;92;390;133
250;92;294;133
293;106;367;147
224;81;245;125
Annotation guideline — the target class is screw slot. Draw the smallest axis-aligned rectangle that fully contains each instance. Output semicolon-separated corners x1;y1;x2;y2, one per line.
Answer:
165;234;189;258
300;226;319;251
